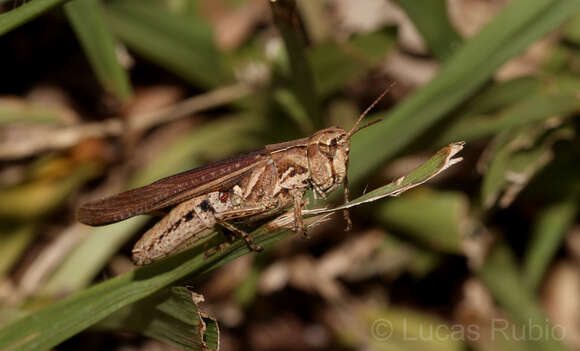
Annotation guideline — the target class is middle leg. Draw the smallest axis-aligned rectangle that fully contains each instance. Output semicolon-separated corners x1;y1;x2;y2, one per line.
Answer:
291;189;308;238
217;220;263;252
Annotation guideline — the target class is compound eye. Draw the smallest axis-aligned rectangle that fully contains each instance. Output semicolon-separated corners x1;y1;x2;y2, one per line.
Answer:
319;143;335;157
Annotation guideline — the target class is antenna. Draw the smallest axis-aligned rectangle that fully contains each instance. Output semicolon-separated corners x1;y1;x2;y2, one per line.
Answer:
347;81;396;138
350;118;383;135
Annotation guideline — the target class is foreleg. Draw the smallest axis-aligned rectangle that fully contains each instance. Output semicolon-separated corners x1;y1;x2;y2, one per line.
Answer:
342;175;352;231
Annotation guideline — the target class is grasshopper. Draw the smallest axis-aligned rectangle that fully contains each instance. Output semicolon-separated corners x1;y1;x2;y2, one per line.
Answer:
77;88;390;265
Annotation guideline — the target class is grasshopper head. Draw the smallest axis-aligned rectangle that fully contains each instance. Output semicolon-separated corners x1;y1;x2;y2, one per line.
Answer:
307;83;394;196
307;127;350;196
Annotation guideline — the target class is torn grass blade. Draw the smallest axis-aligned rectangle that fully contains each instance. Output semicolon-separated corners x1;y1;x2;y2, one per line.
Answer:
480;124;574;209
98;287;219;351
309;142;464;215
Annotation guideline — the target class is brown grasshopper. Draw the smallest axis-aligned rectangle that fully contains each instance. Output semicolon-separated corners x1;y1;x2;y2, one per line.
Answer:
77;88;390;265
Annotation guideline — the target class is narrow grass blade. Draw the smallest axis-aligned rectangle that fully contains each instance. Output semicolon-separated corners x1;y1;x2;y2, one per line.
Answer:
375;189;469;253
0;162;100;219
273;88;313;132
0;0;69;36
453;77;542;117
376;235;442;279
478;241;567;351
271;0;321;129
331;305;464;351
104;0;228;88
396;0;462;60
309;30;394;98
41;216;148;295
523;199;578;292
65;0;132;101
435;86;580;146
562;12;580;44
0;98;70;125
0;224;35;277
295;0;330;43
348;0;580;185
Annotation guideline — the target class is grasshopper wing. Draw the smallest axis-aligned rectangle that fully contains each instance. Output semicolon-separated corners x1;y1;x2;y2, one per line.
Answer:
77;149;267;226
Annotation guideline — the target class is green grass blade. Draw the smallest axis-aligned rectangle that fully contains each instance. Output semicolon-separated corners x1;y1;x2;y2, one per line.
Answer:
396;0;462;60
104;0;228;88
435;86;580;146
301;142;463;214
348;0;580;185
0;162;100;219
0;234;232;351
0;142;462;351
271;0;321;129
453;77;542;117
41;216;148;295
309;30;394;98
523;199;578;292
478;241;567;351
375;189;468;253
64;0;132;101
273;88;313;132
480;125;574;209
0;0;70;37
563;12;580;44
0;98;70;125
0;224;35;277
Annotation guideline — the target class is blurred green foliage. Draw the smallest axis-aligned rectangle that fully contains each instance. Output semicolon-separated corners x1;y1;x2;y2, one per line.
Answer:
0;0;580;350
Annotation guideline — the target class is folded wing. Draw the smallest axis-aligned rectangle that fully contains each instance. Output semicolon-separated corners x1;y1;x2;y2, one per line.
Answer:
77;149;267;226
